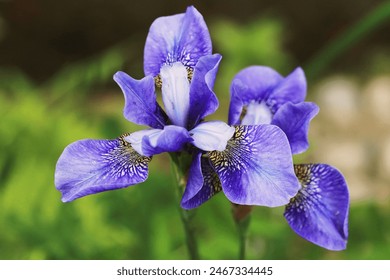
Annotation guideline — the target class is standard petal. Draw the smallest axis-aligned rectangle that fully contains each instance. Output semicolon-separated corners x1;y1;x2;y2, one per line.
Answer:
181;152;222;209
272;102;319;154
113;71;167;129
268;67;307;109
125;126;192;157
228;66;307;125
144;6;212;76
228;66;283;125
209;125;300;207
187;54;222;128
160;62;190;127
55;138;151;202
190;121;235;152
284;164;349;250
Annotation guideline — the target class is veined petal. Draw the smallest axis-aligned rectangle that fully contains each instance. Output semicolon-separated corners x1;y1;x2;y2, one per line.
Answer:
187;54;221;128
160;62;190;127
144;6;212;76
284;164;349;250
268;67;307;109
55;138;151;202
114;71;166;129
190;121;235;152
209;125;300;207
228;66;307;125
181;152;222;209
125;126;192;157
228;66;283;125
272;102;319;154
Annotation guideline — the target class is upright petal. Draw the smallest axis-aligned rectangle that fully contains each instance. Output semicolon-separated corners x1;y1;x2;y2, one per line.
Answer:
209;125;300;207
272;102;319;154
181;152;222;209
55;138;151;202
187;54;221;128
114;71;167;129
284;164;349;250
268;67;307;110
160;62;190;127
228;66;283;125
190;121;235;152
144;6;212;76
228;66;307;125
125;126;192;157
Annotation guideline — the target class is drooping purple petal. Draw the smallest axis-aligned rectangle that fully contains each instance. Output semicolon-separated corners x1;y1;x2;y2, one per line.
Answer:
272;102;319;154
144;6;212;77
228;66;307;125
113;71;167;129
187;54;222;128
125;126;192;157
181;152;222;209
55;138;151;202
160;62;190;127
190;121;235;152
209;125;300;207
228;66;283;125
284;164;349;251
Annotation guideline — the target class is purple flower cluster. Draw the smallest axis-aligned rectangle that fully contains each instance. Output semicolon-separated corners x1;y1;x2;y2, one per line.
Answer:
55;6;349;251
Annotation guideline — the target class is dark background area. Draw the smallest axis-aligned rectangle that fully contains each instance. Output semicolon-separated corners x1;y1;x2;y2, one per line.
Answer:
1;0;388;83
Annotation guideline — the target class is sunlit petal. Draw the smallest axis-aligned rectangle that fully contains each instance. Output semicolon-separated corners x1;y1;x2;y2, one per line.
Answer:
284;164;349;250
55;138;151;202
209;125;300;207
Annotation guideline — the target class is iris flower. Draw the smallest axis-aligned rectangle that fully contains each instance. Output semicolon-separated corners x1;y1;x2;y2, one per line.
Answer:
228;66;349;250
229;66;319;154
55;6;300;211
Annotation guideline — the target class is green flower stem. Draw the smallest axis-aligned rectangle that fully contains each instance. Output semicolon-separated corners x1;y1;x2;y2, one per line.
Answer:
170;153;200;260
232;204;253;260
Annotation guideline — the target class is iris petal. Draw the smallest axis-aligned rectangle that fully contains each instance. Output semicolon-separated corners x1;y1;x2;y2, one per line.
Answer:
228;66;307;125
209;125;300;207
229;66;283;125
190;121;235;152
187;54;222;128
272;102;319;154
268;67;307;109
160;62;190;127
144;6;212;76
125;126;192;157
284;164;349;250
113;71;166;129
181;152;222;209
55;138;151;202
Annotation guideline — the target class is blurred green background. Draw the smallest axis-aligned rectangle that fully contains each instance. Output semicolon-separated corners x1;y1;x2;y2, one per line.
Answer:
1;0;390;260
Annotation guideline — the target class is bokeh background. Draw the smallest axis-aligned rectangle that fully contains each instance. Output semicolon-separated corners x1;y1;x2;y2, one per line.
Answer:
1;0;390;259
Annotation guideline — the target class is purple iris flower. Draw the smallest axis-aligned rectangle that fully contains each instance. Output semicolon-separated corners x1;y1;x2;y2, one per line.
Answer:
229;66;319;154
55;6;233;202
227;65;349;250
55;6;300;210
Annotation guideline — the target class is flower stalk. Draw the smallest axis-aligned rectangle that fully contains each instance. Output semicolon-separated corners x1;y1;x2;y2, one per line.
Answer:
170;153;200;260
232;204;253;260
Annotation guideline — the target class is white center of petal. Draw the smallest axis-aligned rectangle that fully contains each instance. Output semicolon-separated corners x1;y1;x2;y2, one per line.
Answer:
190;121;235;152
124;129;162;155
241;101;273;125
160;62;190;127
